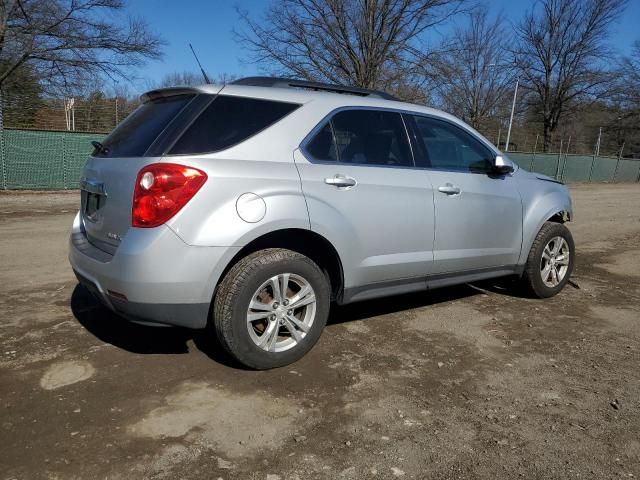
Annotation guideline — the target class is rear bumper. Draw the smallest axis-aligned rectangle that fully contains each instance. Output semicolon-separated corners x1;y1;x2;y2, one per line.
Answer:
69;212;240;329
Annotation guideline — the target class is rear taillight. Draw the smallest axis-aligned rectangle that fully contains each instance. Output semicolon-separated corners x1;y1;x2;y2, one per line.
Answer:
132;163;207;228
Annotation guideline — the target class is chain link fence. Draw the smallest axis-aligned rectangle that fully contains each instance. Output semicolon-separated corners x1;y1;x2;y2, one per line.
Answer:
0;129;105;190
0;128;638;190
508;151;640;183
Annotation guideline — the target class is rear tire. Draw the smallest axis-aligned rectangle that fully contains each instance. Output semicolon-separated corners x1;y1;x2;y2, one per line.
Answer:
213;248;330;369
521;221;575;298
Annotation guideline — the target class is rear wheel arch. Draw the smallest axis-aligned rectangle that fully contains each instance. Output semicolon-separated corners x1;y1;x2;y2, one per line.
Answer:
215;228;344;302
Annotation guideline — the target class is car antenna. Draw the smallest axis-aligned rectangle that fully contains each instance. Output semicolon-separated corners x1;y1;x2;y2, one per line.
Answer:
189;43;212;84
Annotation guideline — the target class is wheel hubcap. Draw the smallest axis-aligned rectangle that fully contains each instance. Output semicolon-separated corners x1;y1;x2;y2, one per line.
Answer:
540;236;570;288
246;273;317;353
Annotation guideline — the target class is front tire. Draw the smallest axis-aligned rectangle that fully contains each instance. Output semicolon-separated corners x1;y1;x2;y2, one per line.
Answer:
521;221;575;298
213;248;330;369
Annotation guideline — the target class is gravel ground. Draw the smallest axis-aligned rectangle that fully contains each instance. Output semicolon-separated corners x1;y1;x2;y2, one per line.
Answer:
0;184;639;480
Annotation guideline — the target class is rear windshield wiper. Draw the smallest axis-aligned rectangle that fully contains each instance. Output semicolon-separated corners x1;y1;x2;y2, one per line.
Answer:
91;141;109;156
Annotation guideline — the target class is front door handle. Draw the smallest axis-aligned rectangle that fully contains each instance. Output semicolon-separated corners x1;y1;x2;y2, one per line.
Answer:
438;184;461;195
325;175;357;188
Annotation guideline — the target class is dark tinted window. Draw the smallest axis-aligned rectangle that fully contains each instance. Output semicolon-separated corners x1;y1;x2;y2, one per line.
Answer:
410;115;493;172
328;110;413;166
96;94;194;157
305;122;338;161
169;95;300;154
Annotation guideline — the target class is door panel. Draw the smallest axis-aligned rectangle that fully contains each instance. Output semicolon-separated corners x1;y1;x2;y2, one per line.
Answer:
294;149;435;288
427;171;522;273
404;113;523;273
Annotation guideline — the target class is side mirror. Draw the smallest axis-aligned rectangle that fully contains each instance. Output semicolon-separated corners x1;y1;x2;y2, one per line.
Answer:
491;155;514;175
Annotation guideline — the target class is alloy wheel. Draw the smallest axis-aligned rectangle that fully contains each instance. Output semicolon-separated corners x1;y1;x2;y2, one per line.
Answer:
540;236;570;288
246;273;317;353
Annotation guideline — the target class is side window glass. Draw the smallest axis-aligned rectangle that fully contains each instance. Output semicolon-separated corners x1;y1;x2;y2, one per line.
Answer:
305;122;338;161
329;110;413;167
169;96;299;154
411;116;493;173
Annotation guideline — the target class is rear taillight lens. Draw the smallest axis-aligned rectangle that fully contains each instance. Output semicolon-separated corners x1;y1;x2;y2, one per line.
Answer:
132;163;207;228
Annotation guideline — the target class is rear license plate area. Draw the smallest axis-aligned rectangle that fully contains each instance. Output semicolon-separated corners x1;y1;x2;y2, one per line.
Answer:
85;192;102;220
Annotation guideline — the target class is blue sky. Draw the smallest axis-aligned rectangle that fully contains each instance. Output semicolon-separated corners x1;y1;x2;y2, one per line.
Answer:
125;0;640;91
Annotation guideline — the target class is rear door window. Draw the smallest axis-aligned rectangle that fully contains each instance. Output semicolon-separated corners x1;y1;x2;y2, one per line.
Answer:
169;95;300;154
305;122;338;161
305;109;413;167
95;94;194;157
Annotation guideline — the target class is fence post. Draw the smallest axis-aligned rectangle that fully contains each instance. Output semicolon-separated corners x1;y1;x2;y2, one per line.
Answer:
529;134;538;171
588;155;596;182
612;142;624;183
62;132;67;190
560;153;569;182
554;140;563;179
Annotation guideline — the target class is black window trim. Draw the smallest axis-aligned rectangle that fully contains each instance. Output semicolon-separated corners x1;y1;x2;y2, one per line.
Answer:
163;94;303;157
300;106;502;172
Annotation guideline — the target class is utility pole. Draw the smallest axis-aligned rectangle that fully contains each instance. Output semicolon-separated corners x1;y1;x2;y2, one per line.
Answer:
595;127;602;156
505;78;519;152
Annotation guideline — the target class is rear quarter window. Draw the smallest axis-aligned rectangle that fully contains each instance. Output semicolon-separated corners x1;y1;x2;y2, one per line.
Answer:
95;94;194;158
168;95;300;155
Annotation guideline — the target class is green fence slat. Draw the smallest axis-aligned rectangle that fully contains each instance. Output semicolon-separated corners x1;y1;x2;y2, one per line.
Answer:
615;159;640;182
591;156;618;182
2;129;104;190
561;155;592;182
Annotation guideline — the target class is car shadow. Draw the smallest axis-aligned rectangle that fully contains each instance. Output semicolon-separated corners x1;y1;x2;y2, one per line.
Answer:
70;284;243;368
328;282;482;326
71;277;519;366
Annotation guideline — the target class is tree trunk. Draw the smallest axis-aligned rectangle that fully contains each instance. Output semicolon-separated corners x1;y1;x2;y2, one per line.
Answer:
543;117;552;152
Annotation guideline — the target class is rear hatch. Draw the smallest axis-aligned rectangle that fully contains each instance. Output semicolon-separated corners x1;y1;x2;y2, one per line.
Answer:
79;87;218;254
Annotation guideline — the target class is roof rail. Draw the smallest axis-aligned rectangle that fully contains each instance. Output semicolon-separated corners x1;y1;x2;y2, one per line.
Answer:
231;76;399;101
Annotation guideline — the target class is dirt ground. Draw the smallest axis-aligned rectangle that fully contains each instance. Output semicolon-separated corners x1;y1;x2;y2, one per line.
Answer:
1;184;639;480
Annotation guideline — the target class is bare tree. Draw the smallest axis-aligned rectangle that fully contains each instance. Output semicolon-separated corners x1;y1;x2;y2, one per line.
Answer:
236;0;468;101
620;40;640;106
513;0;628;151
158;71;203;88
155;71;238;89
434;8;515;129
0;0;163;128
608;40;640;157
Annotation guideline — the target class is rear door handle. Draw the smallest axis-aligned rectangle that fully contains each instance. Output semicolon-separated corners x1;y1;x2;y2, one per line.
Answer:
438;184;461;195
325;175;357;188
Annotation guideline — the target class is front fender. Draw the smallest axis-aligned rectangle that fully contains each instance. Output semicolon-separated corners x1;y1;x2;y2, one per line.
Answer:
518;183;572;265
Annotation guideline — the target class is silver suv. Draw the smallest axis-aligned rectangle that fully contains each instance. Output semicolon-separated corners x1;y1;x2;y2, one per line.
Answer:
69;77;575;369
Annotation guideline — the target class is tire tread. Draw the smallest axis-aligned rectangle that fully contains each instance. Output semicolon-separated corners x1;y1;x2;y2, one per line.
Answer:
213;248;328;369
521;221;574;298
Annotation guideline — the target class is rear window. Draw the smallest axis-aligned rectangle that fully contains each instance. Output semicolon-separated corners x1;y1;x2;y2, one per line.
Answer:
168;95;300;155
95;94;194;157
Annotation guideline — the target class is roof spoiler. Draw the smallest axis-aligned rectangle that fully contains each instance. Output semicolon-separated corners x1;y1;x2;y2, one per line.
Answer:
231;76;399;101
140;85;221;103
